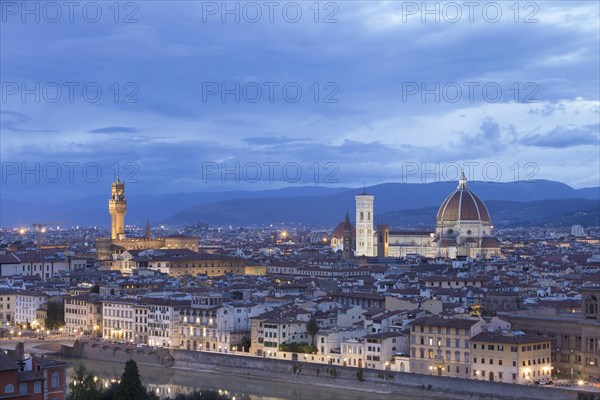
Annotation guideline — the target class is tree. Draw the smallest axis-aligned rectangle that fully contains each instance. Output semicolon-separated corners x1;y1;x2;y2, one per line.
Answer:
45;300;65;330
306;315;319;345
114;360;148;400
240;336;251;352
67;365;103;400
90;284;100;294
278;342;317;353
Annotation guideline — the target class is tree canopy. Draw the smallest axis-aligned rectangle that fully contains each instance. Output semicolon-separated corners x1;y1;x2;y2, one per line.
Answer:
66;360;231;400
306;315;319;345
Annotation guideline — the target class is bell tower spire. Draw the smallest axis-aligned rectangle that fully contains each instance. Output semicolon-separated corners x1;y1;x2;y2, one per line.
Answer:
145;219;151;238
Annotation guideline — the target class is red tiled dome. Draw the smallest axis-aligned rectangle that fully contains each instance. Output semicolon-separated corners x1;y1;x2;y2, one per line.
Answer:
332;222;355;238
437;172;491;224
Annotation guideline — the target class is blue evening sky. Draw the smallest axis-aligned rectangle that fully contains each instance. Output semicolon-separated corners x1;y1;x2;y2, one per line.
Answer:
1;1;598;202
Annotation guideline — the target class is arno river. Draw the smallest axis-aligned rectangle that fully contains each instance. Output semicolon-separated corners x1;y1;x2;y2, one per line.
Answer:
59;357;425;400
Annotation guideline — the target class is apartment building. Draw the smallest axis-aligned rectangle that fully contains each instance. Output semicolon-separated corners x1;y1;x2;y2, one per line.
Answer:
409;316;480;378
506;286;600;379
14;291;47;325
0;351;69;400
471;331;552;384
0;290;16;324
101;298;137;342
64;294;103;335
363;332;407;369
0;250;84;281
250;309;310;357
132;249;245;277
134;304;149;344
317;327;367;357
144;298;189;347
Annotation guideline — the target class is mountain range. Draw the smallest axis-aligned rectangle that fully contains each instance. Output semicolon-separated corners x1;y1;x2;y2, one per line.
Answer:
1;180;598;228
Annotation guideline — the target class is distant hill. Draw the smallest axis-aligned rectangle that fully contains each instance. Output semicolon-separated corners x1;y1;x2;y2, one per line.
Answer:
0;186;350;227
1;180;598;228
162;180;599;227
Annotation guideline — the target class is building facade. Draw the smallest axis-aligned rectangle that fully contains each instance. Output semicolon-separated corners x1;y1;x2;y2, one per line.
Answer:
506;286;600;380
101;298;136;342
471;331;552;384
64;294;103;336
14;292;47;326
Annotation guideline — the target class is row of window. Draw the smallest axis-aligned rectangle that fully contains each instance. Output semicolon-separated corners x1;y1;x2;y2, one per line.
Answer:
3;372;60;395
473;343;507;351
473;371;514;380
521;343;549;352
414;336;470;348
18;265;53;272
104;320;133;329
148;314;171;320
522;357;550;366
65;307;88;315
414;348;470;362
65;317;88;325
4;381;42;395
104;309;133;318
412;326;467;335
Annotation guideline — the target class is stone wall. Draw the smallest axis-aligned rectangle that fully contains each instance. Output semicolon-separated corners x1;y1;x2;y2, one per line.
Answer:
61;341;173;367
63;341;594;400
170;349;584;400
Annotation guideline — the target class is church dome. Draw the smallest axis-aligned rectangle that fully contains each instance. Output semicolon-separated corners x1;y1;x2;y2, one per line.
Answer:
436;171;490;224
332;219;355;238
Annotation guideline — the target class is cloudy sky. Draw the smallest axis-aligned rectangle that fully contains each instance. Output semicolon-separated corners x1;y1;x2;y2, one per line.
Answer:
1;1;599;202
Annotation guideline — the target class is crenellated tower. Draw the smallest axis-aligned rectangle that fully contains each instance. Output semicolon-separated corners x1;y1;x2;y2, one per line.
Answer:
109;177;127;240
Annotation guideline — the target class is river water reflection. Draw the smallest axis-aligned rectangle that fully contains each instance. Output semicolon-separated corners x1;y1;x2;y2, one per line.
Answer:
59;357;424;400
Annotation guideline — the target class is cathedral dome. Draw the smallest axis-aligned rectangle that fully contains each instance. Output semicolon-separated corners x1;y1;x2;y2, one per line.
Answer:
436;171;491;225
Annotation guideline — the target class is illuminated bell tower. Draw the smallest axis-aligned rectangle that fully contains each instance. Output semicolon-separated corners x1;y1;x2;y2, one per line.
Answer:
109;177;127;240
355;192;375;257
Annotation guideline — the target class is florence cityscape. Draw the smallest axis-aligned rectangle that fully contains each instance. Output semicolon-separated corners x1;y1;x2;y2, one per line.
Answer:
0;1;599;400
